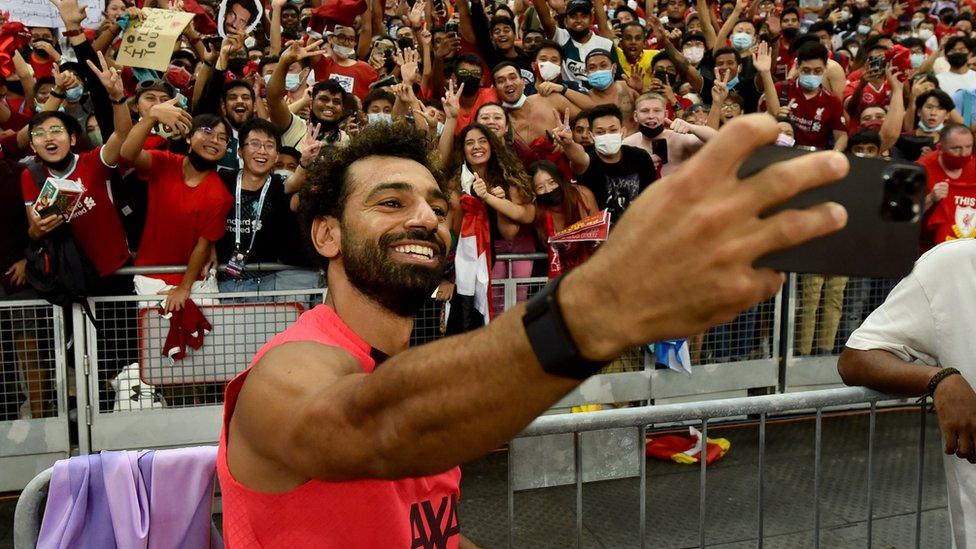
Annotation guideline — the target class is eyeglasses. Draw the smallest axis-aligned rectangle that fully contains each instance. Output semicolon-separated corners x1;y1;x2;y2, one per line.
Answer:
30;126;66;139
721;103;740;111
245;140;276;152
198;126;230;144
332;34;356;46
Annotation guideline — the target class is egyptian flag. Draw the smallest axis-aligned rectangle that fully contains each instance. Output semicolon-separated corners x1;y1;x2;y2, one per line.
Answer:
928;185;976;243
453;194;493;323
309;0;369;34
646;426;731;466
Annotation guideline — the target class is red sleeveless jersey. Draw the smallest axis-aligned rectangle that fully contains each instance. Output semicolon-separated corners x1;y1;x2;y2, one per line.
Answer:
217;305;462;548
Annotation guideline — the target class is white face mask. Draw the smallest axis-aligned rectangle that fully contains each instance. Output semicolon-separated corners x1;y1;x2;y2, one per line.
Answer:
683;46;705;64
244;36;256;49
594;132;623;155
274;168;294;179
775;133;795;147
537;60;562;81
460;162;475;194
918;28;934;40
502;93;527;109
332;44;355;60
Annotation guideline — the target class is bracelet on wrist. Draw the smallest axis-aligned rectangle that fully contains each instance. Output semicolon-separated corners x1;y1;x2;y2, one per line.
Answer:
202;58;215;68
920;367;962;409
63;28;84;37
51;90;66;99
110;95;128;105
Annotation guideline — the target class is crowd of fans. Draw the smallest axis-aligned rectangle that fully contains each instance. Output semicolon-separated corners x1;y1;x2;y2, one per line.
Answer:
2;0;976;399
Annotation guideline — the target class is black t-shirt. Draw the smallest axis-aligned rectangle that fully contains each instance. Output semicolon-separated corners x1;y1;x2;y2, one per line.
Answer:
0;160;28;275
890;134;935;162
577;145;656;224
217;171;289;277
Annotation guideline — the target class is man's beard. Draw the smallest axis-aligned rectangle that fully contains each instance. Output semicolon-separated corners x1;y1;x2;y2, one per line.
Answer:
341;227;447;318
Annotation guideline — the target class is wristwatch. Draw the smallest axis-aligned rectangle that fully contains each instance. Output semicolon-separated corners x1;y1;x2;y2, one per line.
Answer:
522;274;607;380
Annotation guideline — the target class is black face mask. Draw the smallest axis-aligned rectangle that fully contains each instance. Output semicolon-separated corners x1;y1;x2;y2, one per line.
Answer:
782;27;800;41
457;75;482;95
536;186;565;207
567;26;590;41
187;149;219;172
638;123;665;139
942;14;955;24
397;37;414;50
948;52;970;68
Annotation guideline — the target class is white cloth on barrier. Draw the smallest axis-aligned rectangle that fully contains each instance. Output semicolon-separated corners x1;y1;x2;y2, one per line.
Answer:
132;274;220;306
846;239;976;549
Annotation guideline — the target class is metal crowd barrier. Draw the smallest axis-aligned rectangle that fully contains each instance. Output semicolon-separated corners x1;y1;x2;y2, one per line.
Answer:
0;257;905;492
508;387;931;548
0;300;70;491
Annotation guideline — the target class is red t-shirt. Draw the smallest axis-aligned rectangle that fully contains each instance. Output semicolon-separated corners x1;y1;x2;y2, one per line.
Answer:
843;74;892;109
917;151;976;245
312;57;379;101
775;82;846;150
20;148;131;277
134;151;232;285
456;87;500;135
773;40;795;82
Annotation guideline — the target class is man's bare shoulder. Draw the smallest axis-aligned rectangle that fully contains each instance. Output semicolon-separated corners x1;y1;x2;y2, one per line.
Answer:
238;341;362;405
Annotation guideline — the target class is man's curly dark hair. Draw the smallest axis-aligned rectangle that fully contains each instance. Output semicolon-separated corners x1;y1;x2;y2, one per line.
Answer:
299;121;448;266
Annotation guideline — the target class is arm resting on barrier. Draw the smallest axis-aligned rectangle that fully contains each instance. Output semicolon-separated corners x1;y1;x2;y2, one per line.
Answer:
839;348;976;460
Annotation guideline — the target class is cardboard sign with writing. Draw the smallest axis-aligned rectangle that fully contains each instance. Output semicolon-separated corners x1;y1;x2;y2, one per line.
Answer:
115;8;194;71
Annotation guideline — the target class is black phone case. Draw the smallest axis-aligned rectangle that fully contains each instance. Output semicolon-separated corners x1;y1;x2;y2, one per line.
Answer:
737;145;926;278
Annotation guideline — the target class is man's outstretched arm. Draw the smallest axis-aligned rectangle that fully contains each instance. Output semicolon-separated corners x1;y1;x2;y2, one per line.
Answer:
230;114;851;484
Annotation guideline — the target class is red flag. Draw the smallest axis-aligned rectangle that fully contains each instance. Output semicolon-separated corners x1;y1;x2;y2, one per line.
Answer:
454;194;493;322
0;22;30;78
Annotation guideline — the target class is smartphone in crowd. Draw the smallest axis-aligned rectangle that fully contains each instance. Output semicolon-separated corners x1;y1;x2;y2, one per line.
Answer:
738;145;927;278
651;138;669;164
445;20;459;37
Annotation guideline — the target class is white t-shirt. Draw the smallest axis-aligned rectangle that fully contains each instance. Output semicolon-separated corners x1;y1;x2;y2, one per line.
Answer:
846;239;976;548
553;27;617;85
936;69;976;97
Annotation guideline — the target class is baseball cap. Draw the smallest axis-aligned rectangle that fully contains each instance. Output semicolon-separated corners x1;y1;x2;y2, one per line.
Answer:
566;0;593;15
134;79;176;100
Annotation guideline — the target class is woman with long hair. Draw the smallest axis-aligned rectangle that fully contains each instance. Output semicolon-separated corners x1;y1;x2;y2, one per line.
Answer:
530;160;598;249
442;123;536;333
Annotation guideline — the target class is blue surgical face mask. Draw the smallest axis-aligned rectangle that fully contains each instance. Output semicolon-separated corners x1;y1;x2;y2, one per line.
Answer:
857;24;871;34
731;32;753;51
263;74;273;85
436;121;445;136
726;76;740;90
65;86;83;102
910;52;925;68
798;74;823;90
587;69;614;90
918;120;945;132
285;73;302;91
367;112;393;125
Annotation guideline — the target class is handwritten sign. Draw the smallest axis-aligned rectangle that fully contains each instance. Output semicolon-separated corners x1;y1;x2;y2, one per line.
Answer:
1;0;103;29
115;8;193;72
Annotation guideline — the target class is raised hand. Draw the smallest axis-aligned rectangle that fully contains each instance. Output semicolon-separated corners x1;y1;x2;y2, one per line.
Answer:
395;47;421;85
712;71;730;104
646;14;666;41
766;9;781;35
442;79;462;119
149;97;193;136
33;40;61;62
52;66;80;94
434;35;460;60
419;25;432;49
408;0;426;28
626;64;645;93
282;38;328;63
669;118;692;134
47;0;87;27
752;41;772;74
550;107;574;147
886;65;904;89
86;50;125;100
300;122;323;168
